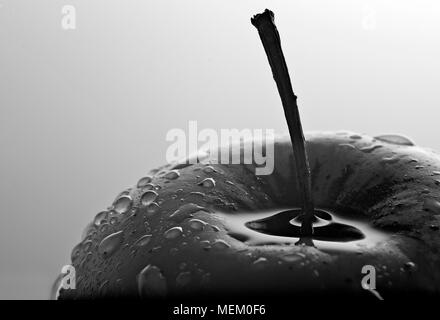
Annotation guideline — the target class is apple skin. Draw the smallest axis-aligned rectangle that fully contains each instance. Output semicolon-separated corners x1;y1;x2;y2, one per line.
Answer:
57;131;440;299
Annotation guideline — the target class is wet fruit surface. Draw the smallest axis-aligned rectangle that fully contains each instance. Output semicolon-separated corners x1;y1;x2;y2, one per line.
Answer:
56;132;440;299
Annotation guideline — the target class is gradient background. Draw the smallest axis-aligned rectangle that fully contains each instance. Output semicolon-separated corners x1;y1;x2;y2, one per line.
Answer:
1;0;439;299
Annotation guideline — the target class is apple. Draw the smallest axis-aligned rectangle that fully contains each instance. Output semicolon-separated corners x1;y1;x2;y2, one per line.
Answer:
55;130;440;299
55;9;440;299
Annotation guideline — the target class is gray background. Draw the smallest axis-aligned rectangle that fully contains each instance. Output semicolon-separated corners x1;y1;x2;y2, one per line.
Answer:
0;0;439;299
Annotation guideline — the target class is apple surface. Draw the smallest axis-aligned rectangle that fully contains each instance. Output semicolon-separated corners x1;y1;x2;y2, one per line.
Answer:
55;131;440;299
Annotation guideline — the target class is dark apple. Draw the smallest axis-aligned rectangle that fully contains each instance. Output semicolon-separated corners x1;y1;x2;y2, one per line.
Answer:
55;130;440;299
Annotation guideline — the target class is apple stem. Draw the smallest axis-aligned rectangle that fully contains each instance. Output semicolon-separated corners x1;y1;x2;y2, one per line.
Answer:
251;9;315;237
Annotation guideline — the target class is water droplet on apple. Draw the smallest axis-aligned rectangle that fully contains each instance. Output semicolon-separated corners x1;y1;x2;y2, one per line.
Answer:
360;145;382;153
423;198;440;213
374;134;415;146
403;261;416;271
113;196;132;214
137;176;152;188
164;227;183;239
137;265;167;298
114;189;130;201
189;191;206;198
134;234;152;247
140;183;154;190
146;202;160;215
212;239;230;249
99;223;110;233
98;231;124;258
164;170;180;180
82;240;93;252
282;253;304;263
176;271;191;287
253;257;268;266
339;143;356;150
150;246;162;253
109;216;119;225
203;166;216;173
81;223;97;240
93;211;109;226
382;156;400;164
200;240;211;250
141;191;158;206
169;203;209;222
199;178;216;188
71;243;82;262
188;219;207;231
